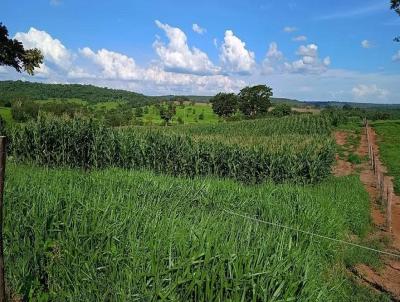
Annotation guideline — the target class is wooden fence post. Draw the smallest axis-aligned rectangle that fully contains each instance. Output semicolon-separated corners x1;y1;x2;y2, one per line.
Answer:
388;185;392;233
0;136;6;302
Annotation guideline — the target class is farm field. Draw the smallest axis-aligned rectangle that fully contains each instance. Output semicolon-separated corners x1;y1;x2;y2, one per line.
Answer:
1;111;394;300
2;0;400;300
372;120;400;194
5;163;384;301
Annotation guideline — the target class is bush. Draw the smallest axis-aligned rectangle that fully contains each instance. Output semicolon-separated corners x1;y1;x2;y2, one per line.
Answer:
271;104;292;117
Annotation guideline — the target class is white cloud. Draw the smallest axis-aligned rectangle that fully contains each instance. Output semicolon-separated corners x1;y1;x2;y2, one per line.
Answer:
283;26;297;33
153;20;219;75
262;42;284;73
392;50;400;61
352;84;388;99
14;27;72;70
78;46;242;94
266;42;283;60
192;23;206;34
292;35;307;42
361;39;372;48
284;44;330;74
80;47;139;80
220;30;255;74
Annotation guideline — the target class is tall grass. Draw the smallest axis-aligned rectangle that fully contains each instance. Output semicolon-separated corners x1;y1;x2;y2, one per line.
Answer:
372;120;400;194
3;114;335;184
4;164;381;301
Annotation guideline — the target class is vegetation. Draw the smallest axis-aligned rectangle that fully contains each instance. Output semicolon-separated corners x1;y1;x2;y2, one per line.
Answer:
5;164;385;301
159;103;177;124
0;80;157;106
2;114;335;184
372;120;400;193
238;85;272;118
209;93;238;118
0;23;43;75
271;104;292;117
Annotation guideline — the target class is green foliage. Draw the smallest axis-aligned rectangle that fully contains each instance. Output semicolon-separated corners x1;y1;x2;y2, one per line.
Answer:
0;80;158;107
135;106;143;117
3;114;335;184
271;104;292;117
209;92;238;117
159;103;176;124
4;164;379;301
11;100;39;122
0;23;43;75
238;85;272;118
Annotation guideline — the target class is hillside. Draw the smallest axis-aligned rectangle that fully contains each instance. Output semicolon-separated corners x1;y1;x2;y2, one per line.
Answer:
0;80;157;107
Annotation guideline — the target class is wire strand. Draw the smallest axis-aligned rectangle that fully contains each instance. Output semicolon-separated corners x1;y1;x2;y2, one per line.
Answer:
223;208;400;259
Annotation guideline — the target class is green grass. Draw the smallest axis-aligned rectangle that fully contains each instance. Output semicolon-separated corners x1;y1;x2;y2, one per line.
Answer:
372;120;400;194
4;163;386;301
0;107;13;124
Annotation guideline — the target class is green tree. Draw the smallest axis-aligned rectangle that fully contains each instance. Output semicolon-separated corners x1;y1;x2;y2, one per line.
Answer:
210;93;238;118
238;85;272;118
0;23;43;74
160;103;176;125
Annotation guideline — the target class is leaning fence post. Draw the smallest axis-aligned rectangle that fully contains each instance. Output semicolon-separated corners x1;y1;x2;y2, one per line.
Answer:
0;136;6;302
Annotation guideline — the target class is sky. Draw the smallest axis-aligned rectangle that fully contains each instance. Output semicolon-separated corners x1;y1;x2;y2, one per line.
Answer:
1;0;400;103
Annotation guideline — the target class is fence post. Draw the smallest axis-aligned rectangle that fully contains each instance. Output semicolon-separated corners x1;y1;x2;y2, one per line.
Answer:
0;136;6;302
387;185;392;233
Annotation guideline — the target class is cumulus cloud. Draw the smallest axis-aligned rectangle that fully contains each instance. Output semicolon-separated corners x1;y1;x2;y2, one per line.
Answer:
284;44;330;74
79;47;242;93
352;84;388;99
80;47;139;80
292;35;307;42
361;40;372;48
283;26;297;33
153;20;219;75
192;23;206;34
14;27;72;70
220;30;255;74
392;50;400;61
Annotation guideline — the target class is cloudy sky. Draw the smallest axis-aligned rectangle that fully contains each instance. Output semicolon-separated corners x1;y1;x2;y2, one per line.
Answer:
1;0;400;103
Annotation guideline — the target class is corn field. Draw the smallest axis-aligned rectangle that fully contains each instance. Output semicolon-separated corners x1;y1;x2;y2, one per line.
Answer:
2;114;335;184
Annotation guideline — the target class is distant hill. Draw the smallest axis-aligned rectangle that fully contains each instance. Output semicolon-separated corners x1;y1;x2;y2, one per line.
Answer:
1;80;398;109
0;80;158;107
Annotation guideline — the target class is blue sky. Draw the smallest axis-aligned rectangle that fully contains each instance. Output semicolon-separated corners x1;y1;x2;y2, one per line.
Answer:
1;0;400;103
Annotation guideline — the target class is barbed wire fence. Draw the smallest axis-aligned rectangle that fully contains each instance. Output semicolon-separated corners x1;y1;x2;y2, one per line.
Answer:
364;119;393;233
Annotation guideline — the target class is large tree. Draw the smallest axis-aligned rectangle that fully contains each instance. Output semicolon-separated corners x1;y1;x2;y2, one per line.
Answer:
0;23;43;74
238;85;273;118
391;0;400;41
210;92;238;118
